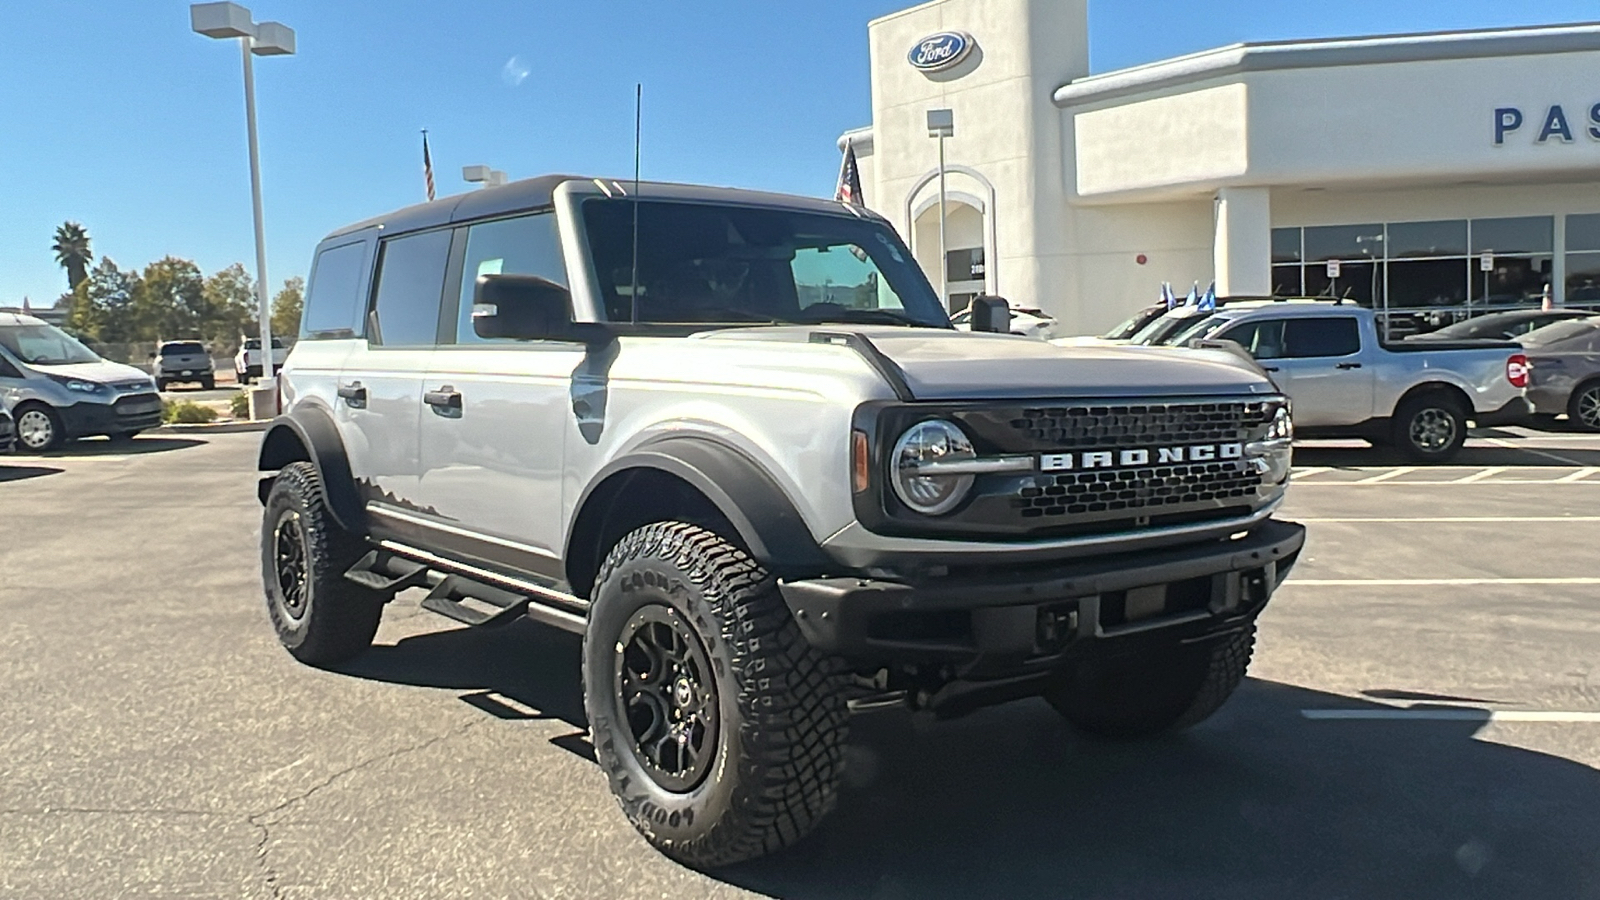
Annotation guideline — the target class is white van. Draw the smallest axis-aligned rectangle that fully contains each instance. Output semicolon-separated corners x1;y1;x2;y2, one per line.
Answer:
0;313;162;451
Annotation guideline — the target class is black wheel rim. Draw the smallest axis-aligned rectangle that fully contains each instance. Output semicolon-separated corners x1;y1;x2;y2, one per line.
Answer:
1409;408;1456;452
614;605;719;793
273;510;309;619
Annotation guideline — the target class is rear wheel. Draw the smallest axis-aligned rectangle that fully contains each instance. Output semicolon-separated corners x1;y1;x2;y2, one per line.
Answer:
200;375;215;391
1393;395;1467;462
14;404;62;452
1048;625;1255;738
261;461;385;666
1568;382;1600;433
583;521;849;868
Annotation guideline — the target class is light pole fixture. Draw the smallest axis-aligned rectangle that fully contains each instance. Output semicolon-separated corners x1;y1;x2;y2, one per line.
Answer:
927;109;955;310
463;165;509;188
191;2;294;412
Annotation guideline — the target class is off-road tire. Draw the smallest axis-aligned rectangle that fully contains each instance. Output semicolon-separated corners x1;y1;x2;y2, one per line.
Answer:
583;521;849;868
261;461;384;666
1048;624;1256;738
1568;381;1600;433
1393;394;1467;462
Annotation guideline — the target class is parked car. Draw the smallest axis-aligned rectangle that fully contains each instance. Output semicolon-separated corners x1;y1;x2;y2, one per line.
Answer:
0;312;162;451
151;340;215;390
0;407;14;453
255;174;1304;867
1174;304;1532;461
950;303;1058;338
1407;308;1593;342
1518;316;1600;431
1100;302;1168;340
235;337;288;384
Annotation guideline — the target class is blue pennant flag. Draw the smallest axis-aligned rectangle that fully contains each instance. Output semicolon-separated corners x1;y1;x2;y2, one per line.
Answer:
1162;282;1177;309
1197;282;1217;312
1183;283;1199;307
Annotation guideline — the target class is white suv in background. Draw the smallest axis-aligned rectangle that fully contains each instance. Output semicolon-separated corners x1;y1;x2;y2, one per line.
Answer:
253;176;1303;867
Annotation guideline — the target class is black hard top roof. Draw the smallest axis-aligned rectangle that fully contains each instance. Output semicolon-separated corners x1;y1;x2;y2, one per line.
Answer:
321;175;880;243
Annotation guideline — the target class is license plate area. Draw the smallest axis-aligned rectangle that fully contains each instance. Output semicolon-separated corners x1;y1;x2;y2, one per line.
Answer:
1099;576;1215;629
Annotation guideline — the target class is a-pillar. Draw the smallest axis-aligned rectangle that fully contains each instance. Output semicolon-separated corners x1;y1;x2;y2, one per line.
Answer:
1213;187;1272;297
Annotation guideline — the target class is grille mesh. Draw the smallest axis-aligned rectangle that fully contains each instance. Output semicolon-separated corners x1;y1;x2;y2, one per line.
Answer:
1006;401;1275;450
1013;461;1260;519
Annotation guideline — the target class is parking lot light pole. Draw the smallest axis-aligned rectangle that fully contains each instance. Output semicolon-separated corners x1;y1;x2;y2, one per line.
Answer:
927;109;955;310
191;3;294;411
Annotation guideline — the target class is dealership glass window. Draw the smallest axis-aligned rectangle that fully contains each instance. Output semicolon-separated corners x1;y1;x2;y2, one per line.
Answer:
1271;265;1303;297
1304;261;1382;307
1387;258;1469;309
1471;255;1553;307
1565;214;1600;305
1386;220;1467;259
1303;224;1384;262
1470;217;1552;255
1271;228;1301;263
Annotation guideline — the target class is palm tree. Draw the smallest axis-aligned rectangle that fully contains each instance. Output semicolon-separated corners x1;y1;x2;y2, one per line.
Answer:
52;222;93;291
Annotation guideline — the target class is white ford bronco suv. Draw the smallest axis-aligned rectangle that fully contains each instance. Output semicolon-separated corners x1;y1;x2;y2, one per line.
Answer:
256;176;1305;867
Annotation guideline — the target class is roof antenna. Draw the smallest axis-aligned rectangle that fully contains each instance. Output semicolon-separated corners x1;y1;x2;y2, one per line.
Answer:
630;83;642;326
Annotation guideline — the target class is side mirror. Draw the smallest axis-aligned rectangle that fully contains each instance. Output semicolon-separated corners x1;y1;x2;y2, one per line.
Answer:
967;295;1012;334
472;275;609;343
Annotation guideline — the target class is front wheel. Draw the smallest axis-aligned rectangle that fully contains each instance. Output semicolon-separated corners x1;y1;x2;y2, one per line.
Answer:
583;522;849;868
261;461;385;666
13;404;63;452
1568;382;1600;433
1393;395;1467;462
1048;625;1256;738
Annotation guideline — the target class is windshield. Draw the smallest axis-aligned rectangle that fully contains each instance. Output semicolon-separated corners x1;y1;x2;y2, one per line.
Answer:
1169;314;1236;346
581;199;950;328
1103;306;1163;340
1521;318;1600;346
161;342;205;355
1132;311;1207;346
0;323;103;365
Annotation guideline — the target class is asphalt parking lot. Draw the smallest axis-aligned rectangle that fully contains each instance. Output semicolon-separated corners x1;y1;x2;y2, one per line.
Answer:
1;428;1597;899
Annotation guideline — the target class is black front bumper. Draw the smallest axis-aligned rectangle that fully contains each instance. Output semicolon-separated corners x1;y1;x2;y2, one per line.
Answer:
59;396;164;438
1473;396;1535;427
779;519;1305;667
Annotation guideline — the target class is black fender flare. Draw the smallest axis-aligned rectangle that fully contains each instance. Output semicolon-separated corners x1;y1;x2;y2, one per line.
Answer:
565;435;834;587
257;407;366;536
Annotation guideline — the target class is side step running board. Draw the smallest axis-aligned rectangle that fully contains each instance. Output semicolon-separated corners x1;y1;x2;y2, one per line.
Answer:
344;550;430;593
421;575;529;628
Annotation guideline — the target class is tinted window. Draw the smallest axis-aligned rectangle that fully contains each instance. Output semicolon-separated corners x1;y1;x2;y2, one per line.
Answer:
1271;228;1301;263
371;230;451;346
1386;220;1467;259
1567;214;1600;253
453;214;568;344
161;342;205;355
1219;319;1287;360
1304;224;1383;262
1471;217;1552;255
1285;317;1361;358
303;241;369;338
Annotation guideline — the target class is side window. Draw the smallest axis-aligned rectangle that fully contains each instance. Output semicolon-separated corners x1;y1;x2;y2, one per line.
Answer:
0;353;21;379
371;229;452;347
452;213;568;344
1285;317;1361;358
1219;319;1287;360
302;241;368;339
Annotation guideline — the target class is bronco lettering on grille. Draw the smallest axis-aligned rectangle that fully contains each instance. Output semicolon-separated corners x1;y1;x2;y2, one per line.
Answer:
1039;443;1244;472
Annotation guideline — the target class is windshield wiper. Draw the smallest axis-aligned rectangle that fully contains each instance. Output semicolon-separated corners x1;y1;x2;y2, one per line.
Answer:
791;307;930;327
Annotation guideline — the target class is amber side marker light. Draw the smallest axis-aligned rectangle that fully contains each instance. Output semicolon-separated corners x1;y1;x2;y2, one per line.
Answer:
852;430;871;493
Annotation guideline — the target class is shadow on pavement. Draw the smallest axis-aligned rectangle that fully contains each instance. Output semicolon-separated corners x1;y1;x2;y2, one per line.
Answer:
337;622;1600;898
35;437;206;457
0;465;63;483
1293;437;1600;468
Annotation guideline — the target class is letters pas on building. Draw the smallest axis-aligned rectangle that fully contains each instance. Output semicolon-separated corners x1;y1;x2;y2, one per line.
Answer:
839;0;1600;335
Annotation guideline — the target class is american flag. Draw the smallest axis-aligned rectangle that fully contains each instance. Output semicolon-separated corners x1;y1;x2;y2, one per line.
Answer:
422;130;436;202
835;143;863;206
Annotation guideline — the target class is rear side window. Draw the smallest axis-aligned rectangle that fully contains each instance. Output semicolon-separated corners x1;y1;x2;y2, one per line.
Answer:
371;230;452;347
303;241;369;339
451;213;568;344
1285;317;1361;358
1219;319;1288;360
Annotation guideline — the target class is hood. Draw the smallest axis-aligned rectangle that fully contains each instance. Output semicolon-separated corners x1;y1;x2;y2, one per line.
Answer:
25;359;151;385
705;327;1275;400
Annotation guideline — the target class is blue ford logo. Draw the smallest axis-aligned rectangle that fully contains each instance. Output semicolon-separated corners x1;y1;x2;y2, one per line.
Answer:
908;31;975;72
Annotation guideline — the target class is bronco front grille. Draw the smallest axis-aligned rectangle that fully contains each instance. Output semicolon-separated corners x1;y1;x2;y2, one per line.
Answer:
1000;401;1277;451
1015;460;1261;520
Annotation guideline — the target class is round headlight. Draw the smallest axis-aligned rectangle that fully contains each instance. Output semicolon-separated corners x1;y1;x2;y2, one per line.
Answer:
891;420;976;516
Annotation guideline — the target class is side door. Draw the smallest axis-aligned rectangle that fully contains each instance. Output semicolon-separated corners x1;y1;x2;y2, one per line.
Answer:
1274;316;1374;428
336;228;452;519
414;212;583;577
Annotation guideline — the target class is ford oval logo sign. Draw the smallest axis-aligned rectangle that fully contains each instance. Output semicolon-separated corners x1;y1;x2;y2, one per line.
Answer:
908;31;975;73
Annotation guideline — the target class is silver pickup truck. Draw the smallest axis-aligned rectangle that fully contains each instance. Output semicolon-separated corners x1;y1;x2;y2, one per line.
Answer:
1176;303;1531;461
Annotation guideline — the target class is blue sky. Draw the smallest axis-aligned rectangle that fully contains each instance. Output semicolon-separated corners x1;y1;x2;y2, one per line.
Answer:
3;0;1597;307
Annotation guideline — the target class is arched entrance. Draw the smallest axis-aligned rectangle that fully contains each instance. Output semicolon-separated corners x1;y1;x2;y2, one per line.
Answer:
903;165;999;313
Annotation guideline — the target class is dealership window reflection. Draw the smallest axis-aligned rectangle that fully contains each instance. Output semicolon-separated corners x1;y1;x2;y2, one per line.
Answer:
1566;214;1600;306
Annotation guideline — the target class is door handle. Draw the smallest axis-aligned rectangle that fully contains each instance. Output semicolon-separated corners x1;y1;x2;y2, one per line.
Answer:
1261;365;1280;373
1337;362;1363;370
337;381;367;408
424;387;462;412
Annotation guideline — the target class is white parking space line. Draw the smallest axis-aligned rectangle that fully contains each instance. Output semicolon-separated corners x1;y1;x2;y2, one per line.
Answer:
1288;577;1600;586
1353;467;1416;484
1295;516;1600;523
1453;466;1507;483
1556;467;1600;483
1292;467;1331;479
1484;437;1588;466
1302;709;1600;723
1293;475;1600;485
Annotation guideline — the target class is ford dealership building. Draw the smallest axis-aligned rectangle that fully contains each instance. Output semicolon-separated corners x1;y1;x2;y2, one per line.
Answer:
839;0;1600;334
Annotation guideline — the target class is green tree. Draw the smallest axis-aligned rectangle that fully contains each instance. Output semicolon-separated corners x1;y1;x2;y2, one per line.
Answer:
67;257;141;343
52;222;94;292
131;257;206;341
202;264;256;346
271;276;304;339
